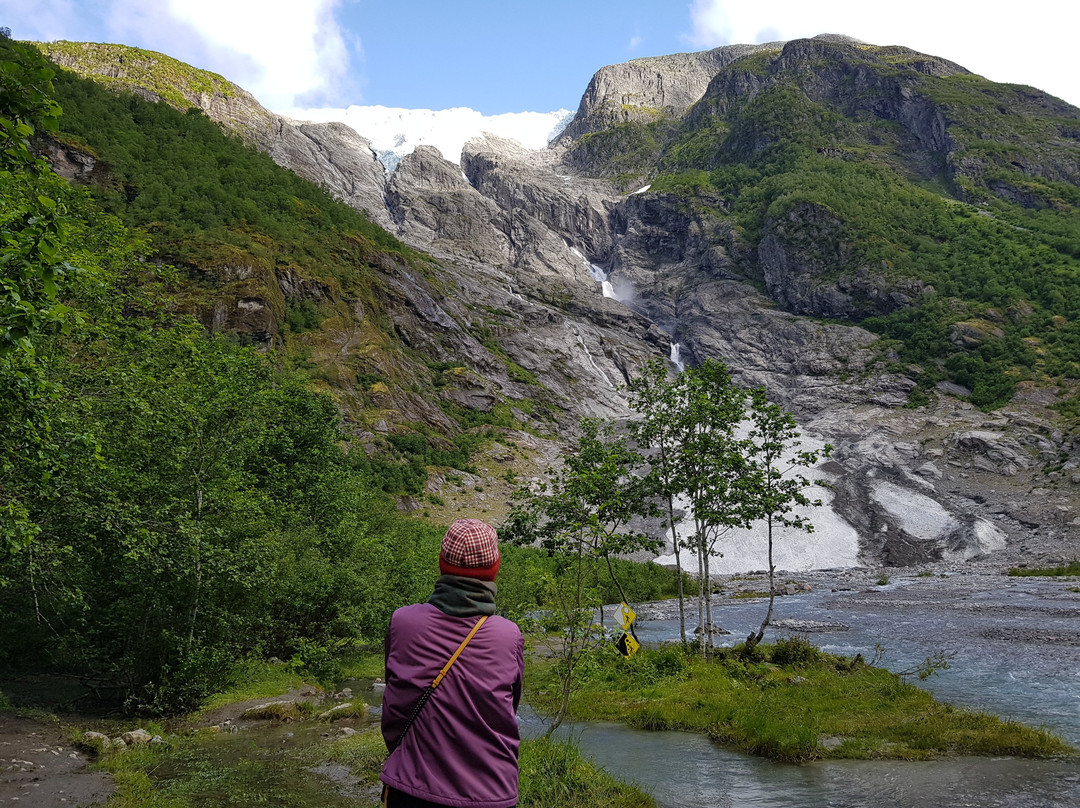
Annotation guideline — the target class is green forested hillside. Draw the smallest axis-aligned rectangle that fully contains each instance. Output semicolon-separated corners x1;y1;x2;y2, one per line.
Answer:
37;40;533;496
570;39;1080;410
0;38;680;711
0;36;446;710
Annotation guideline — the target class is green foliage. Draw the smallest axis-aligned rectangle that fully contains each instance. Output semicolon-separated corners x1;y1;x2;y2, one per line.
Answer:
34;41;239;111
0;38;454;712
496;543;683;614
518;737;654;808
49;66;407;269
387;427;482;474
284;298;323;333
0;38;77;558
743;386;829;646
532;643;1071;761
503;417;660;590
1008;560;1080;577
571;44;1080;410
502;417;661;734
768;636;826;668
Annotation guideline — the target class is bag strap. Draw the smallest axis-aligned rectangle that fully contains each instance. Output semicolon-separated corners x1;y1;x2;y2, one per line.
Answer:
388;614;488;752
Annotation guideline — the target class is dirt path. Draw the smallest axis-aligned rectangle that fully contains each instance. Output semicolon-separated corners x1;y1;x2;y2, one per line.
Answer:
0;715;113;807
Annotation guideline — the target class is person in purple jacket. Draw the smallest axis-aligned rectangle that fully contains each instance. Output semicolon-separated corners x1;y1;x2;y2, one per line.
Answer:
380;518;525;808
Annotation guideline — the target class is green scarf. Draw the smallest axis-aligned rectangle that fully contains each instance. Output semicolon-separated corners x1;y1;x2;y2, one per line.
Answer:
428;574;497;617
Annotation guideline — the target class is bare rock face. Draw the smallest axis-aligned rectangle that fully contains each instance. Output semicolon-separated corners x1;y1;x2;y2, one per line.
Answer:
387;145;594;299
265;120;393;231
557;42;783;142
462;134;617;257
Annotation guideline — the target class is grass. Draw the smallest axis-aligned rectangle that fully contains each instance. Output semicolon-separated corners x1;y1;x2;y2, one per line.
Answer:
525;639;1073;763
197;662;309;714
1008;561;1080;577
95;716;652;808
89;648;651;808
518;737;653;808
238;700;314;721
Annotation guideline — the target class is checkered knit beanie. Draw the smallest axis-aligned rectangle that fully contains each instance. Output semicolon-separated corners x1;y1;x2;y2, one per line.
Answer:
439;518;500;581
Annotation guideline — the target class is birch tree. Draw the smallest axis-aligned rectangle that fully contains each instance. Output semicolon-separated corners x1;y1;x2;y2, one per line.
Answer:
743;387;830;649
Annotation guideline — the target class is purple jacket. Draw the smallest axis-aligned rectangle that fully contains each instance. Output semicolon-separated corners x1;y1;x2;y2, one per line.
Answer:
380;603;524;808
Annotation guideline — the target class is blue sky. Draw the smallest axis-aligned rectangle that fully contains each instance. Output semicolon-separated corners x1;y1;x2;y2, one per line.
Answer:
3;0;1078;114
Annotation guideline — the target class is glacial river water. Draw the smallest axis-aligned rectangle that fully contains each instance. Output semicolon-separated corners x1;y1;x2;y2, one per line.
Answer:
527;572;1080;808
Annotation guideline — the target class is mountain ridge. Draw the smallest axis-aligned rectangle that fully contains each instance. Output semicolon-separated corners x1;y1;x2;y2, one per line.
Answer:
27;34;1080;568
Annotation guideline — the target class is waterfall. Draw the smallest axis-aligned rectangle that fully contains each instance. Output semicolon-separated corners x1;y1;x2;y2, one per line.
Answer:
574;332;615;389
588;262;616;300
569;246;617;300
669;342;685;372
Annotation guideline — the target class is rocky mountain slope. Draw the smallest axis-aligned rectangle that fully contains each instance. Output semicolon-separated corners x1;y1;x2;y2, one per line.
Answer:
35;36;1080;569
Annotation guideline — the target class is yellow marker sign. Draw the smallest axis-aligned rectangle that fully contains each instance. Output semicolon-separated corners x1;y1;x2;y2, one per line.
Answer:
619;602;636;630
615;632;640;658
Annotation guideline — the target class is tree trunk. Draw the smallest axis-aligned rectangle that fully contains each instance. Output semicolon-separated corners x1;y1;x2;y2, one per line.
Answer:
749;515;776;648
703;532;715;656
667;491;686;644
546;526;588;738
696;529;706;657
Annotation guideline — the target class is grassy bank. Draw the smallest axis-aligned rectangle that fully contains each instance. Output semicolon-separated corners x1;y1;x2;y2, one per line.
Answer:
1008;561;1080;577
77;655;650;808
525;638;1073;762
96;725;652;808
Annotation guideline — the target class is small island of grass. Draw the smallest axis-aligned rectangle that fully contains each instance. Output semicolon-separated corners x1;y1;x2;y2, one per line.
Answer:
525;637;1073;763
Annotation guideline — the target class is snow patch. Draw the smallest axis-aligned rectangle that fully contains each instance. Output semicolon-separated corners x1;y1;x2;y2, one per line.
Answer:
870;480;958;541
654;434;861;573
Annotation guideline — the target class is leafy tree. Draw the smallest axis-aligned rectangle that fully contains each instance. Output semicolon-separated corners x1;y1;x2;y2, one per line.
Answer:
0;39;75;565
743;388;830;648
626;357;689;642
502;417;658;735
0;38;67;354
666;359;754;656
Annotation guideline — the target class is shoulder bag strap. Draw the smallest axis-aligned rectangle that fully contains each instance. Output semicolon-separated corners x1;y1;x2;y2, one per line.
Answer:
387;614;488;753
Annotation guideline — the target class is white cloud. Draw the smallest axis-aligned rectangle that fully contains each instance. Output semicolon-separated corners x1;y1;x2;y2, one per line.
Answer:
6;0;354;111
628;32;643;52
685;0;1080;108
0;0;80;42
161;0;351;109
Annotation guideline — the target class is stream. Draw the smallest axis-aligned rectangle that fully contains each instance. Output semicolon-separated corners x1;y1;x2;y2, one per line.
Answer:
560;570;1080;807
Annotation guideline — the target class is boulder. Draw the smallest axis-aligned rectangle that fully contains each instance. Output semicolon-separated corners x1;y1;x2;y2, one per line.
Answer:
121;729;152;746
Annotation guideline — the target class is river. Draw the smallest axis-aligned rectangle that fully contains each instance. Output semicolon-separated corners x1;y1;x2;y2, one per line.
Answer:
534;569;1080;808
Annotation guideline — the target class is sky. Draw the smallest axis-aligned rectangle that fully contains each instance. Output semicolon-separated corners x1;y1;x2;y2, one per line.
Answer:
4;1;1079;162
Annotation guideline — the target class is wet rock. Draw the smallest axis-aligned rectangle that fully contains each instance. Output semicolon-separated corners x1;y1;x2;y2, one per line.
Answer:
772;618;851;632
317;703;366;721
